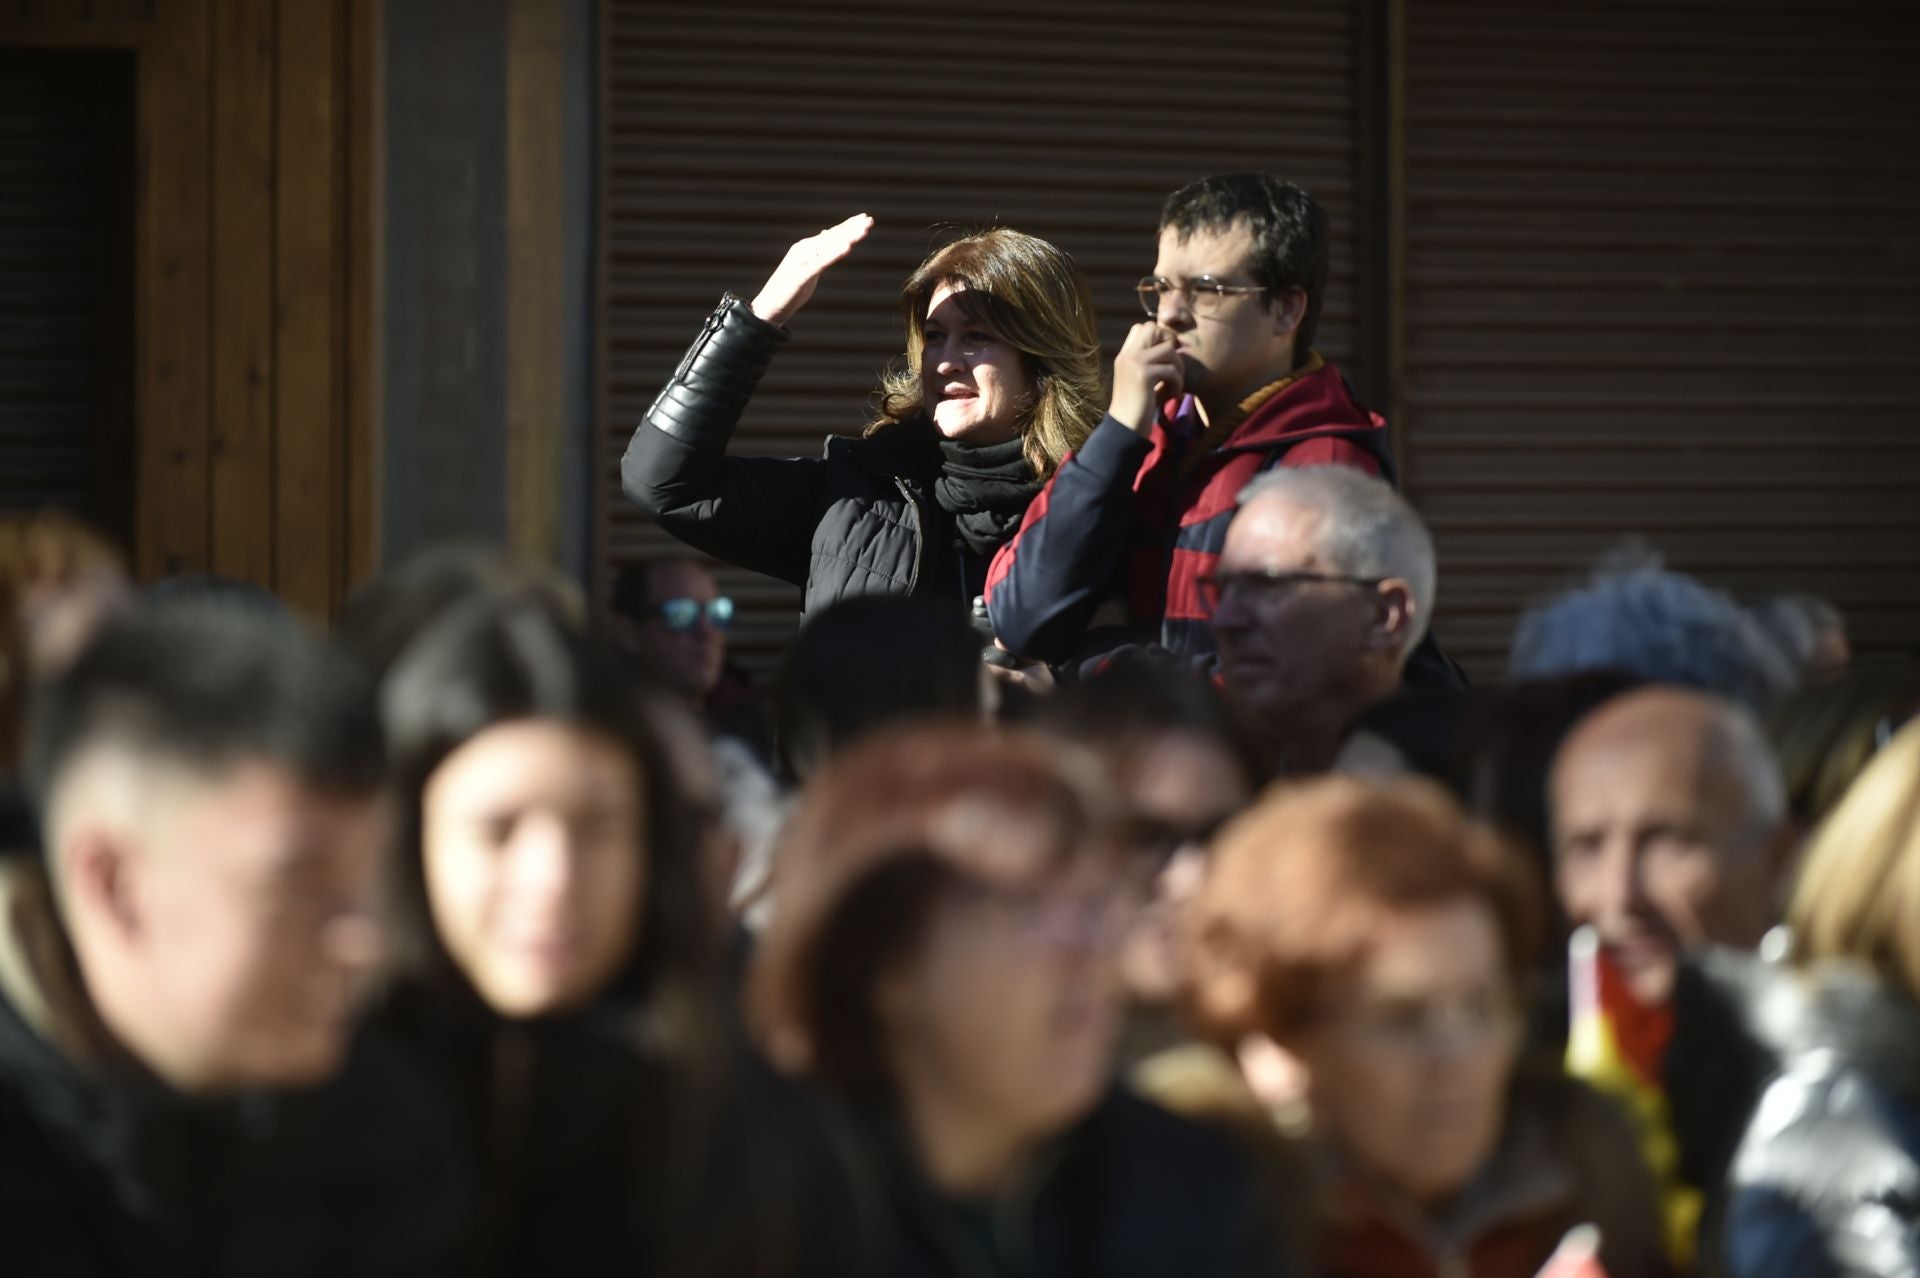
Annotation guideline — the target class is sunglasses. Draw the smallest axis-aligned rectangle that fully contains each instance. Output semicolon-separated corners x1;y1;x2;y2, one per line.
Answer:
655;596;734;632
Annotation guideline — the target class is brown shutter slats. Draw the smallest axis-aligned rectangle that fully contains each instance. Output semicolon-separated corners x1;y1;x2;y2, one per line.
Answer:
1403;0;1920;677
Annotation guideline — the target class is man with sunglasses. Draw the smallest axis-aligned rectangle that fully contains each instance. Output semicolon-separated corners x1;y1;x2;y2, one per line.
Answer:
986;172;1404;672
608;558;770;757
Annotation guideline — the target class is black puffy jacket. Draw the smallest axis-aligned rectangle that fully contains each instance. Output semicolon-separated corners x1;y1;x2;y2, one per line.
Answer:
621;295;990;620
1718;965;1920;1278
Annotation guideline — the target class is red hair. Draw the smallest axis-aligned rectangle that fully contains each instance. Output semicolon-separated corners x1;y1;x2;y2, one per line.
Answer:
1184;776;1543;1047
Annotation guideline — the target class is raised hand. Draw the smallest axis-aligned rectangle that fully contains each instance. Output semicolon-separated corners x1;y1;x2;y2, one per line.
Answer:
1108;321;1185;436
749;214;875;326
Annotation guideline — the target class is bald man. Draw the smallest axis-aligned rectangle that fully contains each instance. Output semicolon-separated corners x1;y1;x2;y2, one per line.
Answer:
1550;687;1796;1006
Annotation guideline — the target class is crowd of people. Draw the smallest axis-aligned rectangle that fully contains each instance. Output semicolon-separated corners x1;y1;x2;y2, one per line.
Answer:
0;171;1916;1277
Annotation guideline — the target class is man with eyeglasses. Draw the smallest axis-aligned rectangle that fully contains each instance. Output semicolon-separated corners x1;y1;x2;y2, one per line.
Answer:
1211;465;1436;777
985;172;1404;672
608;557;770;757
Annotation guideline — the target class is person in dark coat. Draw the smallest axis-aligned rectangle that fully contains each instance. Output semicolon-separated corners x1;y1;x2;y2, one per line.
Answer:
0;595;460;1276
620;216;1106;628
749;721;1298;1278
1718;717;1920;1278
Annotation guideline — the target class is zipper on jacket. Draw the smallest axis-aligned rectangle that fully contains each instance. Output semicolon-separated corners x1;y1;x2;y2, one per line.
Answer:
895;476;925;595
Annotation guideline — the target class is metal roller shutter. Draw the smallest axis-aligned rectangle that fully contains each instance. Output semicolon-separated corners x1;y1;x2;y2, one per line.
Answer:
1402;0;1920;677
598;0;1365;676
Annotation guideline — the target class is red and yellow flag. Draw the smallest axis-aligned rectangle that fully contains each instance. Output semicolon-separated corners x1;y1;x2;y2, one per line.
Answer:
1564;927;1700;1269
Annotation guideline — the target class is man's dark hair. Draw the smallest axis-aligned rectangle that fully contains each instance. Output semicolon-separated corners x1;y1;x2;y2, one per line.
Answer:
1159;172;1330;360
25;595;386;809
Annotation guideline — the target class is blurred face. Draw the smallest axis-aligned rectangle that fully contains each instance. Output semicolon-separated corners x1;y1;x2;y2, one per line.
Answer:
122;763;387;1090
1151;219;1296;403
1296;899;1521;1206
422;720;646;1018
1118;734;1253;1002
880;857;1125;1143
921;282;1033;446
622;561;727;702
1551;697;1781;1006
1212;497;1379;724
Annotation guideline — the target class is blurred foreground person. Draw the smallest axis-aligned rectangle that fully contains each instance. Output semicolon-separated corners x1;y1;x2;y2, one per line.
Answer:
1550;687;1796;1264
1181;777;1663;1278
333;543;585;681
1550;687;1795;1009
376;599;726;1273
751;722;1297;1277
1720;717;1920;1278
1211;466;1437;778
377;597;862;1278
1026;658;1257;1061
0;597;457;1274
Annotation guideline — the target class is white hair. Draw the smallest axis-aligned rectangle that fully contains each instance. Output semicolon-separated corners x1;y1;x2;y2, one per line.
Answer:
1236;465;1437;655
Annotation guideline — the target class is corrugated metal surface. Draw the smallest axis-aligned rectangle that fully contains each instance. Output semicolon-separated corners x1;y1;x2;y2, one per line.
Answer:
599;0;1363;676
1402;0;1920;676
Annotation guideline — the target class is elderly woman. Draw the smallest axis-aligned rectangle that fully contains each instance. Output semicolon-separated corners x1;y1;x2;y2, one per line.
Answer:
1719;716;1920;1278
621;217;1104;623
749;720;1297;1277
1179;776;1663;1278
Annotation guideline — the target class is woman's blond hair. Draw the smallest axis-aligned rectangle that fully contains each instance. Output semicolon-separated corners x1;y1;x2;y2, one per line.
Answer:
867;228;1104;480
1787;715;1920;997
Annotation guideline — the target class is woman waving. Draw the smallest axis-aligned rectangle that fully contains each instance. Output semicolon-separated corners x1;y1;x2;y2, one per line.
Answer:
621;217;1104;621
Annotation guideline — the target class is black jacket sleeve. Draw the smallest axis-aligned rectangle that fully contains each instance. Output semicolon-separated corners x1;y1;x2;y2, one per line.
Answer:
620;294;827;587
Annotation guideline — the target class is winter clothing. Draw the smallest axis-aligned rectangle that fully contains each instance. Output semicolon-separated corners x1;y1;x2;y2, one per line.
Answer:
1719;963;1920;1278
1318;1071;1665;1278
1137;1047;1665;1278
621;295;1031;621
0;863;462;1277
932;435;1044;559
855;1085;1299;1278
984;356;1393;665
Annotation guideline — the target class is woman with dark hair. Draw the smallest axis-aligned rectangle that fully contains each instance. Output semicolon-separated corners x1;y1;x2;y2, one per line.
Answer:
621;217;1105;625
749;721;1296;1277
374;597;725;1274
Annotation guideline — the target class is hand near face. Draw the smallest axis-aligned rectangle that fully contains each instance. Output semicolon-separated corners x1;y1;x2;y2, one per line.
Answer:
750;214;874;326
1109;322;1185;436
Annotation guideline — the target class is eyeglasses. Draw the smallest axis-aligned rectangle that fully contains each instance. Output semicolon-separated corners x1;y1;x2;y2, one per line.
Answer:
1336;989;1522;1059
1197;569;1383;612
655;596;734;632
1136;275;1271;317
